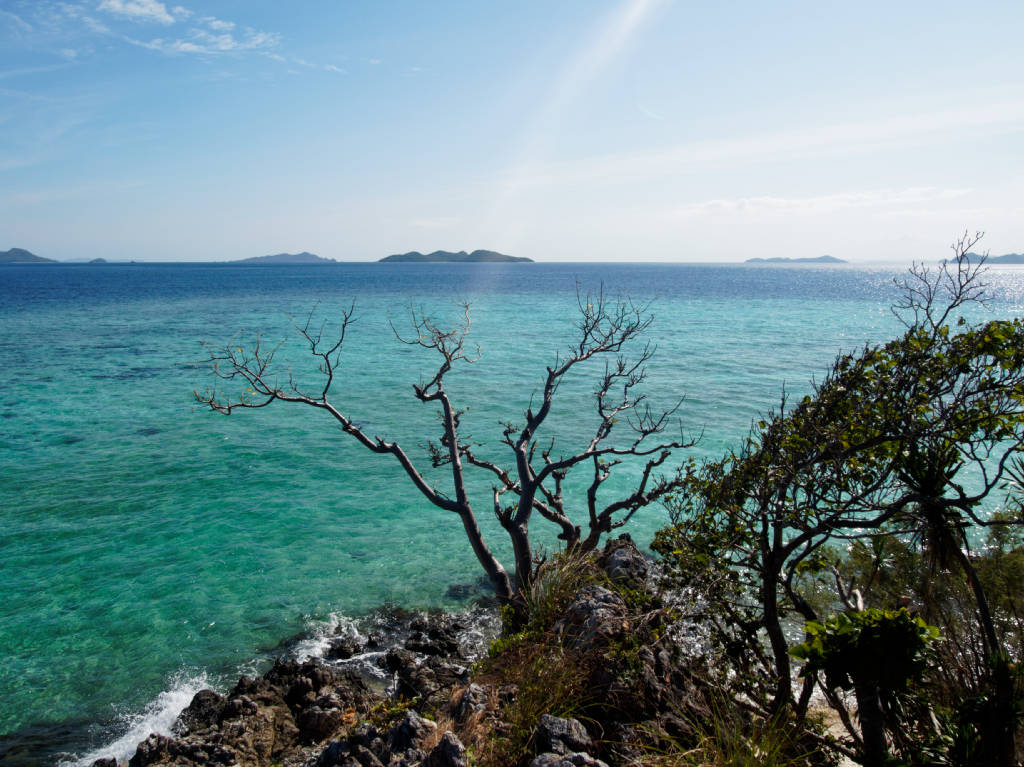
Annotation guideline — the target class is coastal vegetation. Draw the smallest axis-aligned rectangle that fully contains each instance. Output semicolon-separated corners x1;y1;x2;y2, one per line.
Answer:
655;232;1024;765
170;234;1024;766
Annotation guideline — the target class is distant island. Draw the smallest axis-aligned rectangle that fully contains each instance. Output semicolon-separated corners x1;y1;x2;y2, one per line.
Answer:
962;252;1024;264
380;249;532;263
1;247;57;264
231;251;337;264
745;255;846;264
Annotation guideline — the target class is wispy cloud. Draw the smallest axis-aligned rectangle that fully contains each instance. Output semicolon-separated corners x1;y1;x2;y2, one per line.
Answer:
1;178;149;206
98;0;175;25
49;3;111;35
635;102;663;120
12;3;328;69
132;26;279;55
671;187;971;218
0;9;33;34
498;99;1024;191
0;154;39;172
201;16;233;32
486;0;667;233
0;64;70;80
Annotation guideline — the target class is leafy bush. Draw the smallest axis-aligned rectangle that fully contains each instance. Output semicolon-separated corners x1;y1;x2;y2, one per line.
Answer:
656;237;1024;764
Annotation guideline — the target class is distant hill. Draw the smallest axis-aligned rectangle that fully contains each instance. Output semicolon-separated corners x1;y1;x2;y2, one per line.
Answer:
1;247;57;264
745;255;846;264
380;249;532;263
232;251;336;264
962;252;1024;264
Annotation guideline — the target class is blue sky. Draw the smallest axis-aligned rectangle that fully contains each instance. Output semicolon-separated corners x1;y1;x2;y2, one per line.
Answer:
1;0;1023;262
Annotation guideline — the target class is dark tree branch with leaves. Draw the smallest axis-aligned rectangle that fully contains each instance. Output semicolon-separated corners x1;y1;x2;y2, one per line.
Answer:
196;288;692;602
655;233;1024;764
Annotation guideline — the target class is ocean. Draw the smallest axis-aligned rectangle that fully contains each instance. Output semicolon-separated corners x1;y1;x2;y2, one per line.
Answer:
2;261;1022;765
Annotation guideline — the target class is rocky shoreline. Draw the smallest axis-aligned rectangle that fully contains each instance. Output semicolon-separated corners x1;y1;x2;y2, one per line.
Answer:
82;537;717;767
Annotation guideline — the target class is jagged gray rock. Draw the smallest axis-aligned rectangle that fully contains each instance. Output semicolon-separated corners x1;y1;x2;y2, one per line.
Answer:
326;636;361;660
127;659;373;766
553;585;628;650
530;753;610;767
534;715;594;755
599;535;649;586
454;683;489;722
172;688;226;736
425;731;467;767
387;710;437;753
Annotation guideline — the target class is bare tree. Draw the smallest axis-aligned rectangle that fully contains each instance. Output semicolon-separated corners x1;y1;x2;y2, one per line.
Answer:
195;288;692;603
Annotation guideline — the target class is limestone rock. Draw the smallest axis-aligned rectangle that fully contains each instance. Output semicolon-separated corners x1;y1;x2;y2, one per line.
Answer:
326;636;362;660
599;535;649;586
173;688;226;736
387;710;437;753
454;683;489;722
534;715;593;756
424;731;467;767
127;732;235;766
553;585;628;649
530;753;610;767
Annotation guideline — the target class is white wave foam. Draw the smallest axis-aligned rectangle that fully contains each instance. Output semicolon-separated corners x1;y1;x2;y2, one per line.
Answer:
61;606;500;766
62;670;213;767
292;610;363;662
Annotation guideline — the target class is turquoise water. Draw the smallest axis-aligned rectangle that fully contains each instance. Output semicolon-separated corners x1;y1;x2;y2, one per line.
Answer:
1;262;1022;764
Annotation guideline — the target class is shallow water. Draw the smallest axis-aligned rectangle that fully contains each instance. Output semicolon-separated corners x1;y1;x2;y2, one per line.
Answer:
1;261;1022;764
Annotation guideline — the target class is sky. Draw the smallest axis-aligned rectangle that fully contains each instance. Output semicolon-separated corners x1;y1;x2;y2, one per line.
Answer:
1;0;1023;263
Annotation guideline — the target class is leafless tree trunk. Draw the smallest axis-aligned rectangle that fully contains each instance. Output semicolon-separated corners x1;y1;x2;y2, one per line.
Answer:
195;289;692;601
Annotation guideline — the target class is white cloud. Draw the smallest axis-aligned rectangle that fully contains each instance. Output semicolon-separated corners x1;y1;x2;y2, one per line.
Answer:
97;0;174;25
171;6;191;19
201;16;234;31
135;25;279;55
167;39;201;52
55;4;111;34
323;64;346;74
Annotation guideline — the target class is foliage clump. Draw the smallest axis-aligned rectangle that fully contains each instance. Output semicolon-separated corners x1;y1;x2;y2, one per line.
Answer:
455;540;833;767
654;234;1024;765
